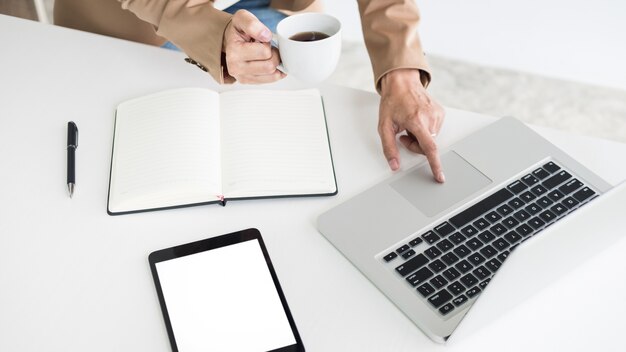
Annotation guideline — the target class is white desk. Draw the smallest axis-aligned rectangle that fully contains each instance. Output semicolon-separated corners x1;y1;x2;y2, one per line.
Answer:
1;14;626;351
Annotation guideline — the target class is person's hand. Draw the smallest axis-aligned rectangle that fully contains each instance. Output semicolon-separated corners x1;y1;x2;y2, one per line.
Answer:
222;10;285;84
379;69;446;183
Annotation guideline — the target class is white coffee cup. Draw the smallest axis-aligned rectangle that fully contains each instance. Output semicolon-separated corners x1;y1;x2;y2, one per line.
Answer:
273;13;342;83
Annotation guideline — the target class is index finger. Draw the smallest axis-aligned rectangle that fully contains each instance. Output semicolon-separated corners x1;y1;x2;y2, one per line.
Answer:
233;10;272;42
411;127;445;183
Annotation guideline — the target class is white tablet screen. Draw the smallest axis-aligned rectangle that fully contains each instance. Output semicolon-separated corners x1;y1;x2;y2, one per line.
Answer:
155;239;297;352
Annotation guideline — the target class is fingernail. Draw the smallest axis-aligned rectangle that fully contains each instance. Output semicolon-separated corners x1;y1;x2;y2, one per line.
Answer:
388;158;399;171
437;171;446;183
260;29;272;41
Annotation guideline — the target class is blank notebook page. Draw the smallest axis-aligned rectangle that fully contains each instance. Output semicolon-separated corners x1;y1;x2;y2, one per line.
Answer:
219;89;336;198
110;89;222;212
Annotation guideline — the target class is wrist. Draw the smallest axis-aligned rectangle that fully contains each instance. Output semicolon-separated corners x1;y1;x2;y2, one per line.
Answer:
380;69;424;95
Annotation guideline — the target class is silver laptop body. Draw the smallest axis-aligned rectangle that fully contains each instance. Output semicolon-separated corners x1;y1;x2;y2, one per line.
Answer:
317;117;612;343
448;181;626;342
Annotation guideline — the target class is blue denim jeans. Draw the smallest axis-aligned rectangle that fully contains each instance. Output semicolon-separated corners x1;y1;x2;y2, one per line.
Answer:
161;0;287;51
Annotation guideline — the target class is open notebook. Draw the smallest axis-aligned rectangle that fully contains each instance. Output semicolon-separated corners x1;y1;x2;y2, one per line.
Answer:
107;88;337;215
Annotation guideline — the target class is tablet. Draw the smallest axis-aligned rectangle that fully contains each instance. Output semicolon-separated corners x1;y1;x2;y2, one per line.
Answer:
149;228;305;352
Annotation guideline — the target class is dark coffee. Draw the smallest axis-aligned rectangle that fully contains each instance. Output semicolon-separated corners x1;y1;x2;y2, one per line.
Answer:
289;31;330;42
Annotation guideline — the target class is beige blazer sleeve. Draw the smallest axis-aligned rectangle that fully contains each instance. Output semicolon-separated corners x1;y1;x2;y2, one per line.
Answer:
119;0;233;83
357;0;431;91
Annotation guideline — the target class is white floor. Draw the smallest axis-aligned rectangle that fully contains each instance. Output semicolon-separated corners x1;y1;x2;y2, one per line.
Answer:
329;42;626;143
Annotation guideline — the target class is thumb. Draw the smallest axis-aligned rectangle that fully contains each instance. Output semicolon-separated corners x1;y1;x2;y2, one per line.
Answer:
232;10;272;42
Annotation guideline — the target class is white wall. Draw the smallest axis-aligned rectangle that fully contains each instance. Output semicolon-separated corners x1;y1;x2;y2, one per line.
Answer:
324;0;626;91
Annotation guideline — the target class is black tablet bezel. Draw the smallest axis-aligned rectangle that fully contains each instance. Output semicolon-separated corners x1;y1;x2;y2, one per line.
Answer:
148;228;305;352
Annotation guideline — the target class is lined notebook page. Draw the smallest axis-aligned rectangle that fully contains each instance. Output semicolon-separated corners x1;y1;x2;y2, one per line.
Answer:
220;89;336;198
109;88;222;213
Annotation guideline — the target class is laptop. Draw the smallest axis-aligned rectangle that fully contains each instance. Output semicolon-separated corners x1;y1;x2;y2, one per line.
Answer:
317;116;614;343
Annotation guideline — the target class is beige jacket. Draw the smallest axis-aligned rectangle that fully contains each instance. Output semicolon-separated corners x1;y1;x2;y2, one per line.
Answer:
54;0;430;90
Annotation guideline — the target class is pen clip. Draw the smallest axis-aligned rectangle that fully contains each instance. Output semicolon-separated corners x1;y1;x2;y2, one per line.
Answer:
68;121;79;148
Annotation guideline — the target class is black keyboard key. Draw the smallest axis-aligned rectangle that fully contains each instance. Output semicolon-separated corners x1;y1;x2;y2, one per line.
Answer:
402;249;416;260
424;247;442;259
439;303;455;315
430;275;449;289
436;239;454;252
422;231;440;245
395;253;429;277
543;170;572;189
384;252;398;262
514;209;531;221
396;245;410;254
502;216;520;229
466;238;484;251
461;225;478;237
516;223;534;237
497;251;510;262
508;180;528;194
455;260;474;273
428;259;447;273
478;230;496;244
496;204;513;216
453;244;471;258
559;179;584;195
485;258;502;272
441;252;460;266
473;218;490;230
532;167;550;179
508;197;525;209
452;295;468;306
543;161;561;173
573;187;596;202
449;188;513;228
428;289;453;308
473;266;491;280
519;191;537;202
550;204;568;216
466;286;482;298
530;184;548;196
467;253;486;266
417;283;435;297
409;237;423;247
525;203;542;215
448;281;465;295
449;232;466;244
485;211;503;223
548;190;565;202
479;278;491;289
461;273;478;287
490;223;507;236
528;217;546;230
521;174;540;186
493;238;510;251
504;231;522;244
434;222;455;237
562;197;580;209
442;267;461;281
539;210;557;223
479;244;498;258
537;196;553;208
406;267;434;287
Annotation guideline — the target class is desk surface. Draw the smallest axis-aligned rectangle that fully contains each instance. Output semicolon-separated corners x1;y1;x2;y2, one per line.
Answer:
1;14;626;351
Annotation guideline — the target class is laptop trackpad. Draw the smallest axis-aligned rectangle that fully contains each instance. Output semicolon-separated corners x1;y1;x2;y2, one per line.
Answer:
390;151;492;217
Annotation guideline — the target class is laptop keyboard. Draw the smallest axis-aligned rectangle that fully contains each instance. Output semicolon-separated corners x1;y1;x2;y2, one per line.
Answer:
381;161;598;318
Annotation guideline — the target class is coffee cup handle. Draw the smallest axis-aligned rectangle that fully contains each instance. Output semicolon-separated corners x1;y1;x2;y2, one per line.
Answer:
271;33;287;74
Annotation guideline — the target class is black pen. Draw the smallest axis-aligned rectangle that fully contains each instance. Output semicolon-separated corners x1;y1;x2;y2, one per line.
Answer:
67;121;78;198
